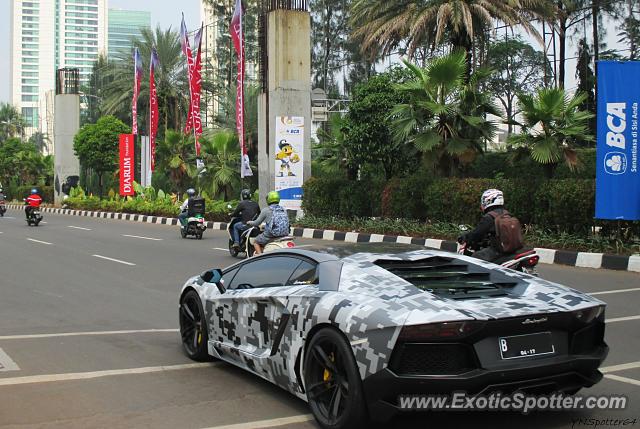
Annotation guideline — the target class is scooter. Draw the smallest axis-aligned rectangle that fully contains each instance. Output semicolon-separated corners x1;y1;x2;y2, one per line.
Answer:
226;208;295;257
457;226;539;275
181;212;207;239
26;207;43;226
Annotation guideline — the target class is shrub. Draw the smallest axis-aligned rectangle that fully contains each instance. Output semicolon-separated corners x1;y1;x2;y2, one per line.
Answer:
534;179;595;235
382;174;432;220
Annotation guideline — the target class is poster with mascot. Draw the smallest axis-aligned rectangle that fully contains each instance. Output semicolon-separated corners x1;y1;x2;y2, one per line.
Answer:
274;116;304;210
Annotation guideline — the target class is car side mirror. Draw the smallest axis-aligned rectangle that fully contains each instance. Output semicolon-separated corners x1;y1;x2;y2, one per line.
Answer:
200;268;225;293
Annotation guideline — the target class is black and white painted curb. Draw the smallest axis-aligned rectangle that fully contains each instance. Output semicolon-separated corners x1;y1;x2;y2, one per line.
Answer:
7;204;639;273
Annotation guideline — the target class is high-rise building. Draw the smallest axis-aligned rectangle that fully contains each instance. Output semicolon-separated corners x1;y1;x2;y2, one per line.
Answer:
10;0;107;141
107;9;150;59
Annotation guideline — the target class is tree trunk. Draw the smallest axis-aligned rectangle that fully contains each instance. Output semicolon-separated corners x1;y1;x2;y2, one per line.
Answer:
97;172;103;198
592;0;600;62
558;4;567;88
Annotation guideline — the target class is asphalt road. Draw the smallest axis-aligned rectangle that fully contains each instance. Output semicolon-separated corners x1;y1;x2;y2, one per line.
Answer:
0;207;639;429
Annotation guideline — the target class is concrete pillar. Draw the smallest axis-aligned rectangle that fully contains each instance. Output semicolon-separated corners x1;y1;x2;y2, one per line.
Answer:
54;94;80;205
258;9;311;211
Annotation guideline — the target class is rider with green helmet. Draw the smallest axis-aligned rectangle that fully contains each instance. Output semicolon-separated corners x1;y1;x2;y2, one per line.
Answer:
247;191;290;255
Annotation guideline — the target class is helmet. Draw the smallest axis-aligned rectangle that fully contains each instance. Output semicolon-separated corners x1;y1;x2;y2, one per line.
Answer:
480;189;504;211
240;189;252;200
266;191;280;205
186;188;196;197
31;188;38;195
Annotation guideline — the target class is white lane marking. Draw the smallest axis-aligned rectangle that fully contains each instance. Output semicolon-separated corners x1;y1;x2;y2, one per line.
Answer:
41;221;47;224
32;289;63;299
600;361;640;374
604;374;640;387
0;348;20;372
0;329;178;341
212;248;229;252
92;254;136;266
202;414;314;429
0;362;217;386
122;234;163;241
607;315;640;323
68;225;92;231
590;287;640;296
26;238;52;245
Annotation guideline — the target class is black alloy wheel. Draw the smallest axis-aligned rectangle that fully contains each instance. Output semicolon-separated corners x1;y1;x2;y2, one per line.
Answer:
179;290;210;361
304;328;368;429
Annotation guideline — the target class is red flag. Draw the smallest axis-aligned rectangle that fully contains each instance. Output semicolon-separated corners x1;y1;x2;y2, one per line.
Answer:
132;48;142;135
119;134;135;196
149;48;159;172
231;0;251;177
181;15;203;156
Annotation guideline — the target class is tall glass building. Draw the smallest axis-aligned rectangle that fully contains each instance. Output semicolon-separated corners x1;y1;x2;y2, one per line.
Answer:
10;0;107;141
108;9;150;60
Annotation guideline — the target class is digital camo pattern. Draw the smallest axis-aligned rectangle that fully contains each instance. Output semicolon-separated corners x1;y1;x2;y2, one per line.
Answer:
180;248;604;402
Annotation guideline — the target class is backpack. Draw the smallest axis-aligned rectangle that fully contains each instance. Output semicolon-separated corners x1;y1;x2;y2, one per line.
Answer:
267;204;290;237
488;210;523;253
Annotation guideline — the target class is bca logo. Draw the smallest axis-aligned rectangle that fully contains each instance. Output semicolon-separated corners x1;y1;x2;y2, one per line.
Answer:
604;152;627;175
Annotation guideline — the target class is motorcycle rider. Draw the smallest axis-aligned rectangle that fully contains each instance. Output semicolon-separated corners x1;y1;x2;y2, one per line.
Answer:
178;188;197;229
0;188;6;216
25;188;43;220
229;188;260;249
458;189;521;262
247;191;290;255
0;188;5;202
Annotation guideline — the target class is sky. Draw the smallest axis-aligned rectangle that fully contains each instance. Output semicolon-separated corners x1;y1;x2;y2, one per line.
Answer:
0;0;201;103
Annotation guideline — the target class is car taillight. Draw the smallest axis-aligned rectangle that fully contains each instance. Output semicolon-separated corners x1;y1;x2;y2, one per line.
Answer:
572;306;605;324
286;241;295;248
398;321;484;341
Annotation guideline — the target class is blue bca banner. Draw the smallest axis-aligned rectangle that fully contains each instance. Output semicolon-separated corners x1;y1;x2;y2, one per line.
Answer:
596;61;640;220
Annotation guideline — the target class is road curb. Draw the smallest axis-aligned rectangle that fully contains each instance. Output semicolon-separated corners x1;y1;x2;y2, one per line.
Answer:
7;204;639;273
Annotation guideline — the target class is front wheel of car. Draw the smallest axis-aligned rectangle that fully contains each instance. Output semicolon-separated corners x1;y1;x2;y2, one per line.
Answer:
304;328;368;429
179;290;210;361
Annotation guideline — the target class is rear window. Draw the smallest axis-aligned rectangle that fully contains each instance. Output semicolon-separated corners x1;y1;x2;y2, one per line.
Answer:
375;257;521;299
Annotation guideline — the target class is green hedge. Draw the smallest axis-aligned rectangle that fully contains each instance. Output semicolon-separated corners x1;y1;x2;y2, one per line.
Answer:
9;185;54;203
64;196;236;222
303;177;606;235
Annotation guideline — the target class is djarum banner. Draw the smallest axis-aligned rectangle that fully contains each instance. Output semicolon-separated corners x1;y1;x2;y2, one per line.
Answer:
596;61;640;220
119;134;135;196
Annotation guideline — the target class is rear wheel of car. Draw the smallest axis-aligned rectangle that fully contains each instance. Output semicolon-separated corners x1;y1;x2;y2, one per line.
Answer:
304;328;368;429
179;290;210;361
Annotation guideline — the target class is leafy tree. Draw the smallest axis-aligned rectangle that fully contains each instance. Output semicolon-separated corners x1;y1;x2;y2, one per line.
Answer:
0;103;26;141
81;54;109;125
509;88;593;177
99;26;188;134
73;116;131;196
485;37;550;135
342;66;416;180
390;51;500;177
618;0;640;60
27;132;50;155
0;138;52;188
311;0;350;93
154;130;197;193
198;130;241;200
350;0;554;74
312;114;349;178
575;38;596;140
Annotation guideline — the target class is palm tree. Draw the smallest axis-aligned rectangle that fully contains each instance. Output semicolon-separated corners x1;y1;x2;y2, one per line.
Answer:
100;25;189;133
198;129;241;200
155;130;197;193
390;50;500;176
0;103;26;141
509;87;594;177
350;0;555;72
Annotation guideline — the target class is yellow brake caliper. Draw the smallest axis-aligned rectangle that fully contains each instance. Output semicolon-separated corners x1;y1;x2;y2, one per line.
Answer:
323;352;335;382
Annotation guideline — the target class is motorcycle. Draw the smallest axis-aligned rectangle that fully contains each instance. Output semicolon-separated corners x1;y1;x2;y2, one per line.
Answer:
226;205;294;258
180;212;207;239
26;207;43;226
0;200;6;217
457;225;539;275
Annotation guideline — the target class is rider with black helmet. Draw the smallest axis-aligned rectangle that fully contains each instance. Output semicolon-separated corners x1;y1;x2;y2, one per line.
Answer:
230;189;260;249
178;188;197;229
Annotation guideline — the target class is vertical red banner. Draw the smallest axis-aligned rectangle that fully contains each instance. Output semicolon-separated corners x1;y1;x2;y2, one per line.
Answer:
149;48;159;172
119;134;135;196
